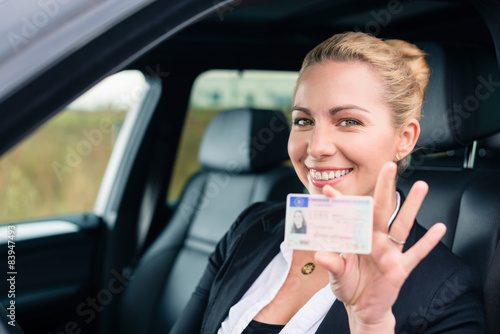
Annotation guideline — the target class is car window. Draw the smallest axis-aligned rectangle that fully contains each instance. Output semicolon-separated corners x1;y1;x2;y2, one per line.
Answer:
167;69;299;202
0;70;148;223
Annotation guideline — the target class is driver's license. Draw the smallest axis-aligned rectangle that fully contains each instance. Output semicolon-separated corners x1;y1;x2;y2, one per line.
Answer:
284;193;373;254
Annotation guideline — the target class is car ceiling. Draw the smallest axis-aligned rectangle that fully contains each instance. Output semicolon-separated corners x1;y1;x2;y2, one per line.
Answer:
195;0;489;41
133;0;493;73
0;0;497;156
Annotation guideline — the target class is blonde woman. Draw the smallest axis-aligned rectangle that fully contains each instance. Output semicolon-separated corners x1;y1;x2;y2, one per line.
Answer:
172;32;484;334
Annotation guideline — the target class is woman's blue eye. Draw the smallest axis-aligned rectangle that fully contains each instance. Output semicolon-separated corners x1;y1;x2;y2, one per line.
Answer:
294;119;313;126
339;119;361;127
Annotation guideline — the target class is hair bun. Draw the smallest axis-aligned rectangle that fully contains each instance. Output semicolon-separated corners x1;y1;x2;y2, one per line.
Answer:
384;39;430;95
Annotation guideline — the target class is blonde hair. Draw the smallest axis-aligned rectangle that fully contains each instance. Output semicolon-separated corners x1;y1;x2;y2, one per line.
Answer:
295;32;430;174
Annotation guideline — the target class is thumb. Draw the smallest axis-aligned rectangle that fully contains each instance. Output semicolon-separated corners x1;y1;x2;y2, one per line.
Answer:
315;251;345;277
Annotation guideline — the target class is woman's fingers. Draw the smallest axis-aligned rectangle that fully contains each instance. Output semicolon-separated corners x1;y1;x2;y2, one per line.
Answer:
315;251;354;303
373;162;398;232
388;181;428;248
402;223;447;273
315;251;345;276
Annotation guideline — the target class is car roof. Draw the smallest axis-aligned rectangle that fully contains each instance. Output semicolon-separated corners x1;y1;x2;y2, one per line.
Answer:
0;0;216;155
0;0;154;101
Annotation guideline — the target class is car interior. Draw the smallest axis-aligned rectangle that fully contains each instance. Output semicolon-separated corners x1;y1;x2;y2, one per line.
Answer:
1;0;500;333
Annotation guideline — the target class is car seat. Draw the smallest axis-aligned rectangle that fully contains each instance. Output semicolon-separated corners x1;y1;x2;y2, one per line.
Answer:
397;42;500;334
117;108;304;333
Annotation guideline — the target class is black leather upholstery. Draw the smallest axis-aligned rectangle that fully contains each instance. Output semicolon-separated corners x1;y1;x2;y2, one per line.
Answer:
398;43;500;334
415;42;500;152
199;108;290;172
117;108;303;334
415;42;475;151
484;238;500;333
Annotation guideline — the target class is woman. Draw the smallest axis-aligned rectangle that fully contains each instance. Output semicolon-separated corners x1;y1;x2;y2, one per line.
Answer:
171;32;485;333
291;210;307;234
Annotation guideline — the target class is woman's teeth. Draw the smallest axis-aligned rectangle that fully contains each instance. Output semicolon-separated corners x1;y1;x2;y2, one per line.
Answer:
310;169;352;181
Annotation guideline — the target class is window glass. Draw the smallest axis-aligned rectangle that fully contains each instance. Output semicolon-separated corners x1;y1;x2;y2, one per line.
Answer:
0;70;147;223
167;69;299;202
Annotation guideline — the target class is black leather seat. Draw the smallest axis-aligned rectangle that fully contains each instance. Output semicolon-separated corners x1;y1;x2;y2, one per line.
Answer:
117;108;303;333
397;42;500;334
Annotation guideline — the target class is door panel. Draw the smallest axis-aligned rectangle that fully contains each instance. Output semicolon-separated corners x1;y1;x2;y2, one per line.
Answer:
0;70;151;333
0;214;101;333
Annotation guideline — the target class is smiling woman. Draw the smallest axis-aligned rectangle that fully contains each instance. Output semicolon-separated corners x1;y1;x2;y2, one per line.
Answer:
171;31;484;334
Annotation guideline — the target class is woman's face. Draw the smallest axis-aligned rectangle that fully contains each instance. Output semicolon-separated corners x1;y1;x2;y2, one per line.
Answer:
293;211;303;227
288;61;405;196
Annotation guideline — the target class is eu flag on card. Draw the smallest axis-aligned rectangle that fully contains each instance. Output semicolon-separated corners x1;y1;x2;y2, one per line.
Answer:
290;197;308;207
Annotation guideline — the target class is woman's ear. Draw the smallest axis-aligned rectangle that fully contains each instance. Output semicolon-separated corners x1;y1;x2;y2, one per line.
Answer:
397;119;420;158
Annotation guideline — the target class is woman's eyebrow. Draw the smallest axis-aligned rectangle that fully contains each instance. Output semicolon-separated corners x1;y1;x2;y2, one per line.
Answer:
329;105;370;115
292;105;370;115
291;106;311;115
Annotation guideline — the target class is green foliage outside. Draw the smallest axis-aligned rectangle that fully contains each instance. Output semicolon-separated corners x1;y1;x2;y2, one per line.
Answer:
0;110;126;223
0;107;218;223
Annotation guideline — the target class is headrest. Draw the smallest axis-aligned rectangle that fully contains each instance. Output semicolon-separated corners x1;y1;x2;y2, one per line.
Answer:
198;108;290;173
416;42;500;153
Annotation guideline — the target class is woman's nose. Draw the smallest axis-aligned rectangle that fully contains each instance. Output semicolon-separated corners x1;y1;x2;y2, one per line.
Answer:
307;124;337;158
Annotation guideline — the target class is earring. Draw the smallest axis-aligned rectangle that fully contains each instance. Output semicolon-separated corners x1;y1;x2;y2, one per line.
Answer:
395;154;401;161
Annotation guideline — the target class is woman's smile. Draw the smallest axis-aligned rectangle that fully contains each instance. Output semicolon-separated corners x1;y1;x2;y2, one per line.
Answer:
307;167;353;186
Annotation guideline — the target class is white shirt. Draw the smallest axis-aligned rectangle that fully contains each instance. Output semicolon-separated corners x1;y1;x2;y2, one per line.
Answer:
218;192;401;334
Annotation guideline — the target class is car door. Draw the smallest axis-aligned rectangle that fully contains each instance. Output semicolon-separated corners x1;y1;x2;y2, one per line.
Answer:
0;69;161;333
0;1;247;332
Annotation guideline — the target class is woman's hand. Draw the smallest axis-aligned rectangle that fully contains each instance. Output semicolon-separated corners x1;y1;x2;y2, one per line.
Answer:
314;162;446;333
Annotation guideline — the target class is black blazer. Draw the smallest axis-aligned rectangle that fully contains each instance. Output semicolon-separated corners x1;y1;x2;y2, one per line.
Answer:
171;200;485;334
